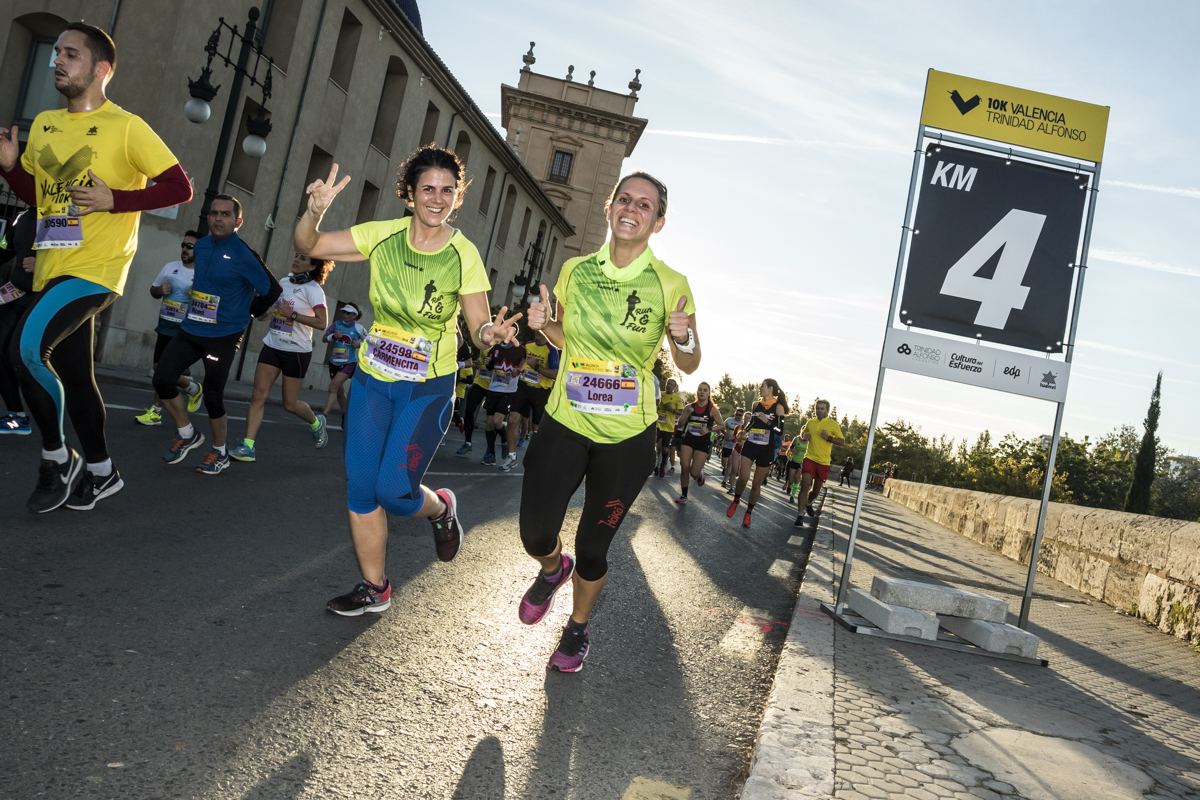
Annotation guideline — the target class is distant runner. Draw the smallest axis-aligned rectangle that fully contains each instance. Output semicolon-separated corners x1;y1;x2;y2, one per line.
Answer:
794;399;845;526
674;382;723;505
726;380;789;528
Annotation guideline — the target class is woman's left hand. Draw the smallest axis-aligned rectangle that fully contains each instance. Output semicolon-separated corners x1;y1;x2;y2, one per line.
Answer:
668;296;689;344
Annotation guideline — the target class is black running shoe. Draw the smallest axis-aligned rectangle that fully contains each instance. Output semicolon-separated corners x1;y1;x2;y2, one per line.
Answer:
66;469;125;510
806;504;817;518
326;580;391;616
794;515;806;528
27;449;83;514
431;489;462;562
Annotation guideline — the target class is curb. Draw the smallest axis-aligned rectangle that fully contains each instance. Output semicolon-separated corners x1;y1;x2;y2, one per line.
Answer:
741;494;837;799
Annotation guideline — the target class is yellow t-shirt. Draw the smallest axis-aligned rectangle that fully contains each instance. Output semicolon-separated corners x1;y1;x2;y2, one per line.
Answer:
24;101;180;294
349;218;490;381
522;340;557;390
545;243;695;444
803;417;845;466
657;392;684;431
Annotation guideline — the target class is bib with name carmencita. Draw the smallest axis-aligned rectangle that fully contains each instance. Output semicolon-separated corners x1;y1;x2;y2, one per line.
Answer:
564;359;640;415
362;324;432;382
187;290;220;324
746;429;770;446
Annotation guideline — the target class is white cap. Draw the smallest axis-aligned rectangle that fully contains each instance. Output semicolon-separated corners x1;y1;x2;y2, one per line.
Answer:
341;304;360;316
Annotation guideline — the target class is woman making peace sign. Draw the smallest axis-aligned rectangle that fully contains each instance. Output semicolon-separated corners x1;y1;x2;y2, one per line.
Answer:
293;145;521;616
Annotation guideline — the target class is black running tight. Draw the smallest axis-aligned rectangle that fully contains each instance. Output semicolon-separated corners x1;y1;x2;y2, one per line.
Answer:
519;414;656;581
461;382;487;443
12;277;117;460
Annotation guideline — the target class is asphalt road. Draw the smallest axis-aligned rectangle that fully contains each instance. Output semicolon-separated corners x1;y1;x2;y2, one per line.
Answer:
1;379;811;799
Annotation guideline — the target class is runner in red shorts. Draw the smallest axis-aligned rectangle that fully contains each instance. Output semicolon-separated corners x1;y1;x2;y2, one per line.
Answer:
794;398;845;525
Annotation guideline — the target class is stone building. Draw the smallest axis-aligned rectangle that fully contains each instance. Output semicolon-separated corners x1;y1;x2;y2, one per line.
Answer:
0;0;585;389
501;46;647;263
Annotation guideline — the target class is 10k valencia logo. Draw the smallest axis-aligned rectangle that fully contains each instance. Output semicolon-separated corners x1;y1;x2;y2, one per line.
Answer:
949;89;982;115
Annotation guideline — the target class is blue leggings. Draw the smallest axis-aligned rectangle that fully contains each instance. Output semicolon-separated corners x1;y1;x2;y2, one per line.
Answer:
344;368;454;516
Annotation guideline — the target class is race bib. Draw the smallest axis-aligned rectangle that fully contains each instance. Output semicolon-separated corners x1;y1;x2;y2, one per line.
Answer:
187;291;220;324
687;422;706;438
362;324;432;382
490;372;519;394
658;413;668;424
747;429;770;446
159;299;186;322
0;281;25;304
269;309;295;336
523;367;542;385
565;359;639;415
330;342;352;364
34;209;84;250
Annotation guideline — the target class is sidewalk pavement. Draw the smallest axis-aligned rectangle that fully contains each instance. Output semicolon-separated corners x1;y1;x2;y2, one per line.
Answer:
744;487;1200;799
95;361;334;414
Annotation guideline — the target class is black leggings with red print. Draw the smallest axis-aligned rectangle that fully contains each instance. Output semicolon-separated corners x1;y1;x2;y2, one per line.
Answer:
519;414;657;582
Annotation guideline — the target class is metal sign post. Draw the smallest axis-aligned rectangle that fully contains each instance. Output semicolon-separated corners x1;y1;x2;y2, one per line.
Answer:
828;69;1108;656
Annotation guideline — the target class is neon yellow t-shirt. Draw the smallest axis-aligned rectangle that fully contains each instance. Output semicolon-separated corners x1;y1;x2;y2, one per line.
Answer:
23;101;179;294
546;242;695;444
657;393;683;431
350;218;490;381
803;417;845;466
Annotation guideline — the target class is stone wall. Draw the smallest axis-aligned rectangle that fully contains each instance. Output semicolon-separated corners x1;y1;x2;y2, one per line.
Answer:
883;480;1200;644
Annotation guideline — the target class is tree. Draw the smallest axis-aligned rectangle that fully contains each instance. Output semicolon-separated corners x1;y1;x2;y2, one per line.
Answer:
1152;462;1200;522
712;373;738;414
1125;372;1162;514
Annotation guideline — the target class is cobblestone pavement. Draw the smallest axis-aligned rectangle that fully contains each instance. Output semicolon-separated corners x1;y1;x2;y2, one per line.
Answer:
828;488;1200;800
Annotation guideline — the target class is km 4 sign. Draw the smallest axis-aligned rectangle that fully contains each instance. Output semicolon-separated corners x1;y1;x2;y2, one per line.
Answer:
899;144;1089;353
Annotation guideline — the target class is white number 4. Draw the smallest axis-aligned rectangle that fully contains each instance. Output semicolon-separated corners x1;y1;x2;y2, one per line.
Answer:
939;209;1046;329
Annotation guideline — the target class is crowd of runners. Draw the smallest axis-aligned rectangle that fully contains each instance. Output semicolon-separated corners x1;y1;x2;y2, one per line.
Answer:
0;22;860;674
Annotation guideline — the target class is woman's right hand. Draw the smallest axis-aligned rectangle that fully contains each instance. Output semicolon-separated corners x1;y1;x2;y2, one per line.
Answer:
304;164;352;218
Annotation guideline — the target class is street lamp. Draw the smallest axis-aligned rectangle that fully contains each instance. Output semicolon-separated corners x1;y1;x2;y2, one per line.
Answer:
185;6;275;233
513;231;547;308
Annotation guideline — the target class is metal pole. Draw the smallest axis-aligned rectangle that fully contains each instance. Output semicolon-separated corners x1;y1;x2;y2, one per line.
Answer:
834;124;927;614
1018;160;1102;628
197;8;260;235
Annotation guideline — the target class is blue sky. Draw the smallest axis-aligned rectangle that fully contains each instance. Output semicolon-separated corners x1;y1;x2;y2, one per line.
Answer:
425;1;1199;455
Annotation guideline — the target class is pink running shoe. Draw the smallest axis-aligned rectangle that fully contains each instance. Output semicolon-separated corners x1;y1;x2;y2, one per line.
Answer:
697;474;706;487
326;579;391;616
674;496;687;505
519;553;575;625
547;624;590;673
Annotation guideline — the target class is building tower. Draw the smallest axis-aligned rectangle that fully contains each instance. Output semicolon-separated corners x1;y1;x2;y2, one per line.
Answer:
501;44;648;264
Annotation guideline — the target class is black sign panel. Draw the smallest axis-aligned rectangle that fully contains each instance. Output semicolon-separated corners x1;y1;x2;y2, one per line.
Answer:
899;145;1088;352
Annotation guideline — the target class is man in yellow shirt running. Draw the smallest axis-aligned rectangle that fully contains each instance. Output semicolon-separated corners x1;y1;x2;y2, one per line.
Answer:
795;398;845;525
0;22;191;513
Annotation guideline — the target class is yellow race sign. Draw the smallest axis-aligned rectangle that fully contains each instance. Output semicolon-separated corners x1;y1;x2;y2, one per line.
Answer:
921;69;1109;162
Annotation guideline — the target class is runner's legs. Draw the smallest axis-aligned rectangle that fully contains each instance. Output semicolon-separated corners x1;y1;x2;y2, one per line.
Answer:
13;278;117;462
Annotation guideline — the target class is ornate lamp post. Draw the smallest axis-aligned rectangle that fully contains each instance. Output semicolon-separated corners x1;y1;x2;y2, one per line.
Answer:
511;231;547;308
184;6;275;234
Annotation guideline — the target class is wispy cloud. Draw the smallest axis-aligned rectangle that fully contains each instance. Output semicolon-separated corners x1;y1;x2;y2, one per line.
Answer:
1103;180;1200;200
1089;248;1200;278
1074;339;1200;370
643;129;906;153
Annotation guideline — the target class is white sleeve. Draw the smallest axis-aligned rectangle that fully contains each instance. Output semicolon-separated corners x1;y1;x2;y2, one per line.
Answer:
307;283;327;309
150;264;171;287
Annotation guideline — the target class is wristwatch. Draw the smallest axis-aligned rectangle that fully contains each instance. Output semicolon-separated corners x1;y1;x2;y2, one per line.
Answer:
673;327;696;354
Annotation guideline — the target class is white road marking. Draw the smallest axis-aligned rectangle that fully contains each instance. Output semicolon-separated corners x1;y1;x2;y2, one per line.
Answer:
787;535;806;546
768;559;794;579
104;403;343;430
719;605;770;660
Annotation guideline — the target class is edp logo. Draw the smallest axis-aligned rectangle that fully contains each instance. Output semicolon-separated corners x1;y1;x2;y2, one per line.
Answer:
1003;365;1022;379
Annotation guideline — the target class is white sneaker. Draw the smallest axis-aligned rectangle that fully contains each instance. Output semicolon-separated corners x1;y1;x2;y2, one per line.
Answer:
499;453;519;472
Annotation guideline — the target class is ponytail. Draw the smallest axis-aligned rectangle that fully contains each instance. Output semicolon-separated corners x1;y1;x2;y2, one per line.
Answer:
764;378;789;415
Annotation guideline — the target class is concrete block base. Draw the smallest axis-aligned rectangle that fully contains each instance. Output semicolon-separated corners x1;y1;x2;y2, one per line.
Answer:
939;616;1040;658
871;575;1008;623
849;588;938;640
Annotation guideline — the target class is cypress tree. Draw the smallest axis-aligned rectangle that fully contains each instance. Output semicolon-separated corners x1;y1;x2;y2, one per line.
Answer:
1124;371;1162;514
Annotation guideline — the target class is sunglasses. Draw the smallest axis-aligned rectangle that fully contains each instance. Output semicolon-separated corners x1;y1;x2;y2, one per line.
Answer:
181;243;194;250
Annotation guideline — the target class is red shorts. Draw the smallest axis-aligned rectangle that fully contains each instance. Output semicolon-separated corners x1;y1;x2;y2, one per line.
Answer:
801;458;830;482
